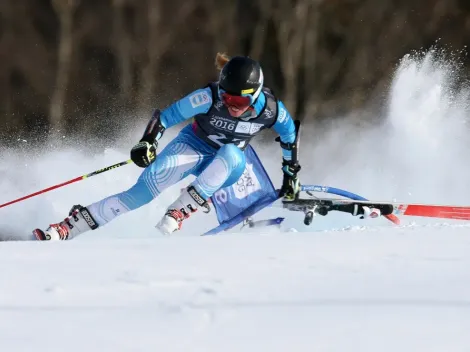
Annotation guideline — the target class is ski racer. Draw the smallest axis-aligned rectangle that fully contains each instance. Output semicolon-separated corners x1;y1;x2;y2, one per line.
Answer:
33;53;380;240
32;53;303;240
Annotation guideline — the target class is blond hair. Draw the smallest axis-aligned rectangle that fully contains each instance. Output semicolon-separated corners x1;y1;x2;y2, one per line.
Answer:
215;52;230;71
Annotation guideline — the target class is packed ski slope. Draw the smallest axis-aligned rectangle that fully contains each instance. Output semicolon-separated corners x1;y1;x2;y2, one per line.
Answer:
1;50;470;351
1;225;470;352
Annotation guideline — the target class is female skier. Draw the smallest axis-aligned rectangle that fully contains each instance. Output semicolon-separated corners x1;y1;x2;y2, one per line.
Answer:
32;53;303;240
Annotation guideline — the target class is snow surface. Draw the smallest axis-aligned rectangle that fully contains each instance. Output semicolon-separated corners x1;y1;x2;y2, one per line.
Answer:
2;49;470;351
1;224;470;352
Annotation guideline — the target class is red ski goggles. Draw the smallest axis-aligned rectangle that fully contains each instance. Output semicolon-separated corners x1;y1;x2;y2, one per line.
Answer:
218;88;255;109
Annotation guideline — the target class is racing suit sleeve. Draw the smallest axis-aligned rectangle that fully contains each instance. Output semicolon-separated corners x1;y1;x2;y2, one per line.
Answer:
140;87;213;143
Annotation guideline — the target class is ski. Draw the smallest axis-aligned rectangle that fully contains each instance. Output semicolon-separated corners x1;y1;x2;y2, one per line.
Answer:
282;198;470;222
300;184;401;224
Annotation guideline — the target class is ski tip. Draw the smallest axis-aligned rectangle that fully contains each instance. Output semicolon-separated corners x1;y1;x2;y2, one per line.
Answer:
385;214;400;225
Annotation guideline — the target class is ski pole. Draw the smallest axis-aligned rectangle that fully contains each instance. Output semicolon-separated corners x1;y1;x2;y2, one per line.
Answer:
0;159;133;210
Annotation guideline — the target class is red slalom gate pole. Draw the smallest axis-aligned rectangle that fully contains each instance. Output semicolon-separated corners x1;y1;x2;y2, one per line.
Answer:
0;159;133;210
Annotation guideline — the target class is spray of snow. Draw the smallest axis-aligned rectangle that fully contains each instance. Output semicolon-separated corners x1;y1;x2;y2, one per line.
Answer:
301;49;470;206
1;48;470;239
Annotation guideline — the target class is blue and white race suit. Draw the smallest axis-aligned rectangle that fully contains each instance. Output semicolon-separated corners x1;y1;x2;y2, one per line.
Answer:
87;83;297;227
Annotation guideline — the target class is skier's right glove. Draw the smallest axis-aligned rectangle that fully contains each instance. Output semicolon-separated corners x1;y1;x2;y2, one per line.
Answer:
130;140;157;168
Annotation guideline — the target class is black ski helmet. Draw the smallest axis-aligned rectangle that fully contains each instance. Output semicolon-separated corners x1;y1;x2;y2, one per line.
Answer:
219;56;264;101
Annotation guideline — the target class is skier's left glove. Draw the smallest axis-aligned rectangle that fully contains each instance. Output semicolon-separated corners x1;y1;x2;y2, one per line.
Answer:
130;140;157;168
280;160;301;202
